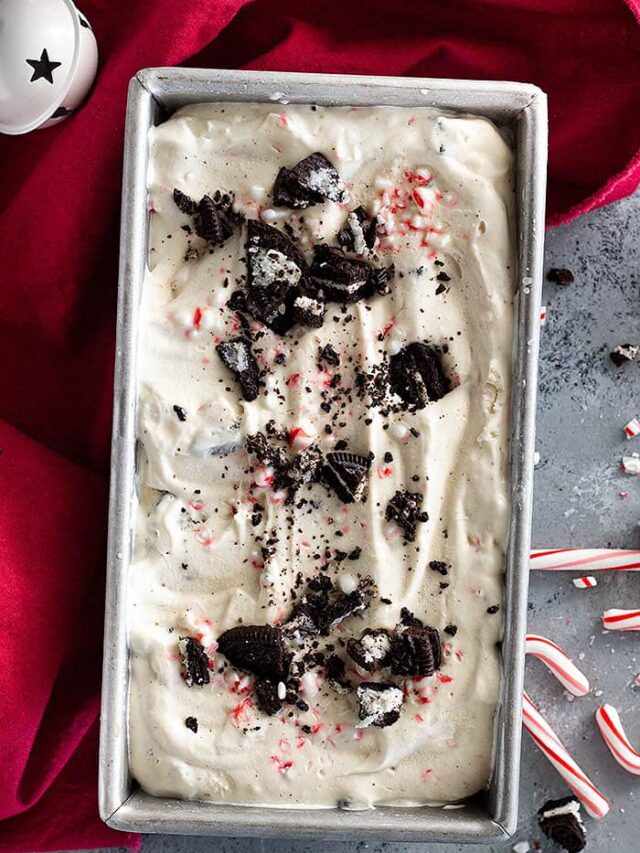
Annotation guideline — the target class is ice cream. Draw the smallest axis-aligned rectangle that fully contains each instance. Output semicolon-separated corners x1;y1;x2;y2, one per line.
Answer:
128;102;515;808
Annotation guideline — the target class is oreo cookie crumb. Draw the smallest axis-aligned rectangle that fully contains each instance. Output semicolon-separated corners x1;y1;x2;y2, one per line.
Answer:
173;404;187;422
254;678;282;716
338;206;379;253
178;637;211;687
444;624;458;637
538;796;586;853
292;293;326;328
356;682;403;728
429;560;449;576
216;338;261;401
184;716;199;733
486;604;500;614
610;343;639;366
547;268;575;286
318;343;340;367
389;342;450;408
326;654;352;693
385;490;429;541
399;607;424;628
173;188;197;215
347;629;392;672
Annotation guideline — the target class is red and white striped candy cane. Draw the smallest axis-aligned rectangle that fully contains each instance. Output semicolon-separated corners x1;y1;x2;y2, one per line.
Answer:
530;549;640;572
526;635;590;696
602;609;640;632
595;704;640;776
522;692;610;819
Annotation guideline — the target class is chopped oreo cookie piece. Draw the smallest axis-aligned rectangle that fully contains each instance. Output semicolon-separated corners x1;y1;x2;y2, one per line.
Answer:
538;796;586;853
292;293;326;328
276;445;324;495
323;451;372;504
399;607;424;628
385;490;429;541
273;152;345;209
173;188;198;215
217;625;288;681
173;189;235;246
610;343;639;366
338;206;378;254
347;629;392;672
254;678;282;716
246;220;305;289
325;654;352;693
309;245;372;303
242;219;307;332
356;682;403;728
194;194;233;244
185;716;199;732
389;342;450;408
370;263;395;296
178;636;210;687
318;343;340;367
390;625;441;676
245;431;288;471
216;338;261;401
429;560;449;576
173;404;187;422
244;280;297;334
547;267;575;286
324;577;377;631
285;575;376;638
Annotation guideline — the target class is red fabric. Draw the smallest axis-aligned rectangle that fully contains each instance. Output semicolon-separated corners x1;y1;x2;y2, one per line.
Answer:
0;1;639;850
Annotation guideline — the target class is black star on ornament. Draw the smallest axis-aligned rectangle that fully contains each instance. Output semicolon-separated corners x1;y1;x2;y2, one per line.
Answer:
26;49;62;84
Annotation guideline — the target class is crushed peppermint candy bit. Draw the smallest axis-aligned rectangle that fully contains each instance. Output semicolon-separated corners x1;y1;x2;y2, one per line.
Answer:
572;576;598;589
622;455;640;475
539;306;547;325
624;417;640;439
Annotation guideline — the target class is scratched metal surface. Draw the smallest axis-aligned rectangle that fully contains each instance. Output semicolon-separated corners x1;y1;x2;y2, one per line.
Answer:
65;190;639;853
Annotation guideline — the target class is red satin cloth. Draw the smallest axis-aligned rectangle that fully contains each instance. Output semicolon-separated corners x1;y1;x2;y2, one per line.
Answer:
1;1;639;850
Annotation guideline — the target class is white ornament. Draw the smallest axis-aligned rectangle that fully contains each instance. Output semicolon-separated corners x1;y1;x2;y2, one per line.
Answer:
0;0;98;135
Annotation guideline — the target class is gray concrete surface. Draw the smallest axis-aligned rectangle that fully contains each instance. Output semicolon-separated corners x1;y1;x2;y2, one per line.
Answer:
63;189;640;852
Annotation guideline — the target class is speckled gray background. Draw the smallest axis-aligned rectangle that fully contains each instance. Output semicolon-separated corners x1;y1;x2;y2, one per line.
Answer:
61;189;640;853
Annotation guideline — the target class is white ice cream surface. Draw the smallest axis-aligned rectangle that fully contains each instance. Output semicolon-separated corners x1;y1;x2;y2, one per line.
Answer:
128;103;515;808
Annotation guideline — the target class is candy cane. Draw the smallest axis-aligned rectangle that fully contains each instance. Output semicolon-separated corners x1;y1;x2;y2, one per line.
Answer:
530;549;640;572
522;692;610;819
525;635;590;697
595;704;640;776
602;609;640;632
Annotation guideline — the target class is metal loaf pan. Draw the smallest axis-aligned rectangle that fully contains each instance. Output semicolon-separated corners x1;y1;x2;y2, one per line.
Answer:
99;67;547;843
